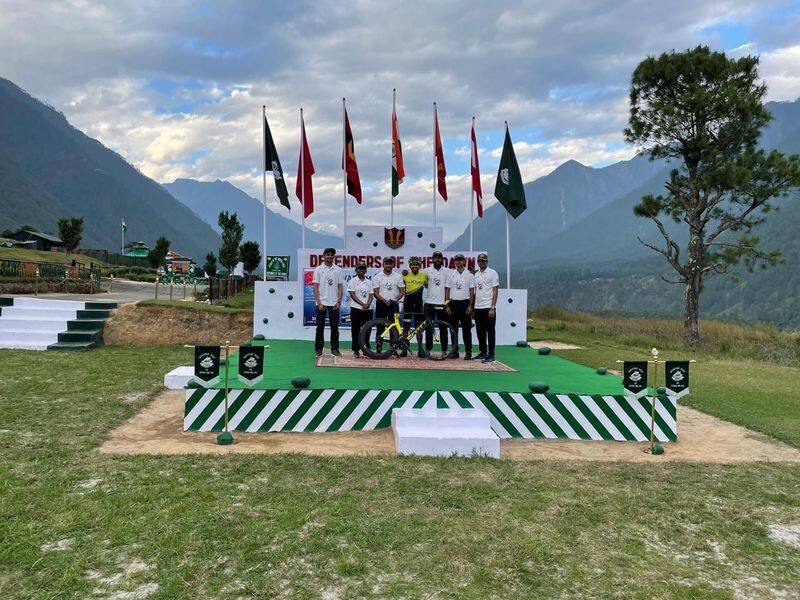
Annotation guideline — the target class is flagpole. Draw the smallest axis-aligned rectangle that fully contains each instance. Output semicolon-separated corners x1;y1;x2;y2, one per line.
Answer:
504;121;511;289
342;98;347;246
433;102;437;228
262;105;267;281
470;116;475;253
300;108;306;249
391;89;395;227
121;219;124;255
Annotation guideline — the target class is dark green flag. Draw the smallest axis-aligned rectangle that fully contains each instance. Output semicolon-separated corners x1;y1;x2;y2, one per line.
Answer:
264;114;290;210
494;125;527;218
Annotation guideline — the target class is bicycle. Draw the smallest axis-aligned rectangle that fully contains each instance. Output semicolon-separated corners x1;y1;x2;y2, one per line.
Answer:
358;310;457;361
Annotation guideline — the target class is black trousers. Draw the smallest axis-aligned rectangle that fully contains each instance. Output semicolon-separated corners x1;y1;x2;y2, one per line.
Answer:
449;299;472;354
375;300;400;346
473;308;496;357
349;306;373;352
315;305;339;353
424;304;449;351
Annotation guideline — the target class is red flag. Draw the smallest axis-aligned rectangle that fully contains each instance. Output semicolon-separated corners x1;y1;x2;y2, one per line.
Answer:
434;105;447;201
343;107;362;204
295;111;314;218
470;120;483;217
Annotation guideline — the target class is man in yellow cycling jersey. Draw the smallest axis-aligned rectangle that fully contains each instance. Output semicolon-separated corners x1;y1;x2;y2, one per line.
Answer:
401;256;428;358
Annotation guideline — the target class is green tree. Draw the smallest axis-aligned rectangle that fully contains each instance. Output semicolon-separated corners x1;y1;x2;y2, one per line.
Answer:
239;241;261;276
20;224;38;232
1;229;13;237
625;46;800;346
203;252;218;278
57;217;83;260
147;236;171;269
218;211;244;274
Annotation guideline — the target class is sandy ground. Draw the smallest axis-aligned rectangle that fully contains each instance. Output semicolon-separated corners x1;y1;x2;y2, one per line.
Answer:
528;341;585;350
101;390;800;463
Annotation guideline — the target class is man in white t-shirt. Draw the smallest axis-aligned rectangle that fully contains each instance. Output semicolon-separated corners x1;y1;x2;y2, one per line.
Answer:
472;252;499;363
445;253;474;359
312;247;344;357
423;250;451;356
372;256;405;353
347;261;373;358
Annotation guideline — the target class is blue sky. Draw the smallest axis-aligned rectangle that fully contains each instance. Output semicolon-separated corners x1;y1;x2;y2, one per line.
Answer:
2;0;799;241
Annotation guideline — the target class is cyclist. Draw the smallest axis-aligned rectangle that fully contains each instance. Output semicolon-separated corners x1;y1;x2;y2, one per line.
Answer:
445;253;474;359
371;256;405;353
347;261;373;358
401;256;428;358
312;247;343;358
423;250;450;357
473;252;499;363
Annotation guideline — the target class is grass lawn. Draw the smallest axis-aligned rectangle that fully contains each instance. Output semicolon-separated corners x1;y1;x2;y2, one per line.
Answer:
0;247;107;268
2;336;800;597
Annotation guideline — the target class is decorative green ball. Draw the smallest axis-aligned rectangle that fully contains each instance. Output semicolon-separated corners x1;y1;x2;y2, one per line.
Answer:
287;311;294;318
596;367;607;375
269;288;275;294
657;386;668;395
538;347;552;355
357;231;363;237
516;340;528;347
254;334;266;340
417;231;423;238
510;322;516;327
216;431;234;446
292;376;311;389
262;318;269;324
186;380;202;389
287;294;293;300
429;242;436;248
508;298;513;303
373;241;378;247
528;381;550;393
242;340;252;346
651;443;665;455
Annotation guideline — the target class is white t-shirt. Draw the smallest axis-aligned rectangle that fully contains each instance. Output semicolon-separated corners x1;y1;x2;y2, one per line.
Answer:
423;265;449;305
372;270;405;302
312;263;343;306
473;267;499;309
347;276;373;309
446;268;474;301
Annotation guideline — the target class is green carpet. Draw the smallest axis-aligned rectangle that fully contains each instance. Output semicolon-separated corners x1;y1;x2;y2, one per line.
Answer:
210;340;622;395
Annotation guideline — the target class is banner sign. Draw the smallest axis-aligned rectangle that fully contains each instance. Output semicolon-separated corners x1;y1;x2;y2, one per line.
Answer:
298;248;484;328
665;360;690;398
623;361;648;398
238;345;265;385
194;346;221;386
265;255;290;281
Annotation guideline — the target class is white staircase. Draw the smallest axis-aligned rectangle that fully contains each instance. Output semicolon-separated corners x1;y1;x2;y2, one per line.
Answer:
391;407;500;458
0;297;83;350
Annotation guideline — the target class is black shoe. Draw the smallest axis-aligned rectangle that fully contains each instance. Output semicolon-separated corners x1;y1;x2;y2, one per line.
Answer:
463;353;472;360
353;351;360;359
473;353;487;360
483;355;495;364
450;352;460;359
417;350;428;359
400;348;408;358
331;349;341;357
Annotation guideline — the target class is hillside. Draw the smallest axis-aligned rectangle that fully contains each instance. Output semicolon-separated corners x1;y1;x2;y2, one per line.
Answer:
0;77;221;260
164;179;341;255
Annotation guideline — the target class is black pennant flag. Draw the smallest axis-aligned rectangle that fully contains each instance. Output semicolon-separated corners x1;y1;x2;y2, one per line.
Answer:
264;113;290;210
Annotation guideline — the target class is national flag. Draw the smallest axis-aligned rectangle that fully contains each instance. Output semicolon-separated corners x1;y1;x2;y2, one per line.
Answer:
434;105;447;201
264;112;290;210
470;121;483;217
494;124;527;218
121;218;127;232
295;111;315;218
391;105;405;197
343;108;362;203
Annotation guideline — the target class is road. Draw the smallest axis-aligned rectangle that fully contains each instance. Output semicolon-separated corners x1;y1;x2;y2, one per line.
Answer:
27;278;204;305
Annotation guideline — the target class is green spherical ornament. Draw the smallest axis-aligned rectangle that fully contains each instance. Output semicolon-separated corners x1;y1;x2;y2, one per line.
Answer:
510;321;516;327
287;294;293;300
269;288;275;294
528;381;550;393
373;241;378;247
357;231;363;237
262;318;269;324
516;340;528;347
538;347;552;355
292;376;311;389
186;380;202;389
651;443;665;455
429;242;436;249
596;367;607;375
242;340;252;347
216;431;234;446
254;334;266;340
417;231;423;238
657;386;668;395
508;297;513;303
287;311;294;318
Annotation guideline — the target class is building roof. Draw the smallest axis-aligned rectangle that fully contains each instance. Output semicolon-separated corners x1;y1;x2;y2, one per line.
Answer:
13;229;63;243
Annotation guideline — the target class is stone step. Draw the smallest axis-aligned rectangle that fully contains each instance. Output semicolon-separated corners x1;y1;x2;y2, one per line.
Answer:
164;366;195;389
0;297;14;307
67;319;107;331
85;301;118;310
12;297;86;310
57;330;102;343
0;329;61;343
391;408;500;458
47;341;98;352
0;318;66;332
76;309;111;319
0;306;77;320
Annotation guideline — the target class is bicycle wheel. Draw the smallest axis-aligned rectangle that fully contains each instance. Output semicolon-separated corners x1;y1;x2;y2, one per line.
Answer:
359;317;401;359
422;319;457;361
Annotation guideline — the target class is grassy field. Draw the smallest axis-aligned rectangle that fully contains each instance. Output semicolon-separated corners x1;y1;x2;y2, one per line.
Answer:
1;319;800;597
0;247;108;268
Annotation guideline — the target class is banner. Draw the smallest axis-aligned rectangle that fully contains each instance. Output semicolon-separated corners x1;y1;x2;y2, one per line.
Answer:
623;361;648;398
238;345;264;385
194;346;221;386
665;360;690;399
298;249;484;328
265;255;290;281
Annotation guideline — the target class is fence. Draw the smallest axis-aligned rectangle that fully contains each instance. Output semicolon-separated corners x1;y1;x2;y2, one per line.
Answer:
0;258;99;282
81;248;149;268
209;276;252;303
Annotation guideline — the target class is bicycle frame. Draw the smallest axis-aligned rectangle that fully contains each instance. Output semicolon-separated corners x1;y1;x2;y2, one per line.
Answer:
376;313;440;345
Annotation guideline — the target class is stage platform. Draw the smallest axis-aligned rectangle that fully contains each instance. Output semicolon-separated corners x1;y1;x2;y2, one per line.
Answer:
183;340;677;443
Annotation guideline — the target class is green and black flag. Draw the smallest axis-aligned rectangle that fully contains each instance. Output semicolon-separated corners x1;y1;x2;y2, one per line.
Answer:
264;111;290;210
494;124;527;218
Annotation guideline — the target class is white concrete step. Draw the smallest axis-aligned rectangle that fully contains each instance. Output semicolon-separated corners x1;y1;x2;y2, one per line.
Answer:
0;338;49;350
164;366;194;389
0;307;77;320
0;319;67;332
12;297;86;310
0;330;60;343
391;408;500;458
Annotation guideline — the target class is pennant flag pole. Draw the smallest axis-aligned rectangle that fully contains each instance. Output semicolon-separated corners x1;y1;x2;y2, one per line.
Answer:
261;105;267;281
263;107;290;277
433;102;447;228
342;99;362;246
342;98;347;244
470;116;483;252
121;218;127;255
295;107;315;249
494;121;527;288
391;89;405;226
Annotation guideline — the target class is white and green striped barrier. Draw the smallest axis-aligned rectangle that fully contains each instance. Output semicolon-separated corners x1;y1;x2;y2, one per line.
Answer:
184;388;677;442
